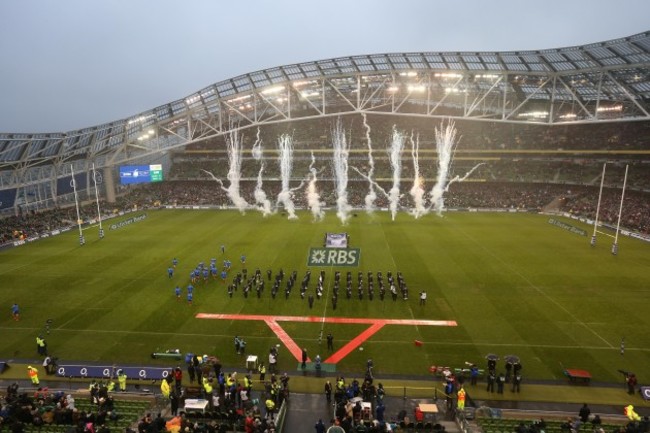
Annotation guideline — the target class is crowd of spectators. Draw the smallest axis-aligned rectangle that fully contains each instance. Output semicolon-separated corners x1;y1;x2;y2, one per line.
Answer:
0;383;118;433
185;115;650;152
0;209;70;244
170;151;649;192
1;177;649;245
3;115;650;242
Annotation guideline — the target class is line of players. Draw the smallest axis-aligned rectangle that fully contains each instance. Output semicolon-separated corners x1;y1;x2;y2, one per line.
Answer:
170;256;410;305
170;256;238;304
225;268;410;306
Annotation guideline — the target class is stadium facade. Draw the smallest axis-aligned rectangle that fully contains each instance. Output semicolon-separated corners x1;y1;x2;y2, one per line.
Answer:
0;31;649;216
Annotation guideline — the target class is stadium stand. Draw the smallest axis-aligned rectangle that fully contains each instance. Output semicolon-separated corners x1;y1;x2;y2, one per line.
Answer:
1;31;650;433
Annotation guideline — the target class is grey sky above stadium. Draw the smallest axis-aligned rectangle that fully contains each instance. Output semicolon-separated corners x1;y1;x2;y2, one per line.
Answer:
0;0;648;133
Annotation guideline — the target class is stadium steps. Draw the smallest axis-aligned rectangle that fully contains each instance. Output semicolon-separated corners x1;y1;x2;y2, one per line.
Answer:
476;416;628;433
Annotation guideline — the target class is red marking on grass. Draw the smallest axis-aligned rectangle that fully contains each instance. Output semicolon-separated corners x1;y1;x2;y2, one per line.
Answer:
196;313;456;327
195;313;456;363
265;319;309;363
324;322;385;364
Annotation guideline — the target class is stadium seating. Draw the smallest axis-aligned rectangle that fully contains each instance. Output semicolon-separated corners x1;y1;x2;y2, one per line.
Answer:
476;416;626;433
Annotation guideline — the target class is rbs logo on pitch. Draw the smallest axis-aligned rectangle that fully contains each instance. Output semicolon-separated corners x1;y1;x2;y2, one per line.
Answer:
307;248;361;267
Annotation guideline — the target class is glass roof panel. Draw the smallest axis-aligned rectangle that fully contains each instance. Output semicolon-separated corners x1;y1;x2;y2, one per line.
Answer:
633;37;650;51
425;54;443;63
527;63;548;71
553;62;576;71
587;47;613;59
41;139;60;157
628;53;650;63
631;82;650;92
573;61;593;69
599;57;626;66
543;53;566;62
480;54;498;63
388;54;407;63
505;63;527;71
611;44;638;56
352;57;371;65
301;63;318;71
0;143;26;162
502;55;523;64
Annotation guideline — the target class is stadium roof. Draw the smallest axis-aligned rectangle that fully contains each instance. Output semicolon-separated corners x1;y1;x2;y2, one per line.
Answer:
1;31;649;170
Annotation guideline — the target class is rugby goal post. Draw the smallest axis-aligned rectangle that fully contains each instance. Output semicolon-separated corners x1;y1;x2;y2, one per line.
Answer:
590;162;629;256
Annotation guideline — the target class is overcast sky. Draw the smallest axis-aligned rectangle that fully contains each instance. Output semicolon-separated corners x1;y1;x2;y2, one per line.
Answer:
0;0;648;133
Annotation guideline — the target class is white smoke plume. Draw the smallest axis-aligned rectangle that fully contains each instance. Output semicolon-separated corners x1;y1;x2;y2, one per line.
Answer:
331;118;352;225
276;133;299;219
387;126;405;221
409;132;428;219
361;113;377;214
251;129;273;216
251;128;263;161
202;129;248;213
306;152;325;221
429;120;458;215
445;163;486;191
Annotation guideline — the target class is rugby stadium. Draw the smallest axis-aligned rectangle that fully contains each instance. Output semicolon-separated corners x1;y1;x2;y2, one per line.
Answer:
1;30;649;433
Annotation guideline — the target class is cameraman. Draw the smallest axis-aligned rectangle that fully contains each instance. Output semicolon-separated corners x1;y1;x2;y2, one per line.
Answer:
43;356;57;375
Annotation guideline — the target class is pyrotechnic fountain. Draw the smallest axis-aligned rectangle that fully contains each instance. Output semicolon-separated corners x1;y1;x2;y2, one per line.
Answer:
409;133;428;219
202;129;249;213
426;120;484;215
276;133;300;219
306;152;325;221
361;113;377;214
429;121;458;215
251;129;273;216
332;118;352;225
387;126;405;221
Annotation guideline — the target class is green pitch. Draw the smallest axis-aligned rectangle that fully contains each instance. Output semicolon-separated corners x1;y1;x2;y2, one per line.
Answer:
1;210;648;382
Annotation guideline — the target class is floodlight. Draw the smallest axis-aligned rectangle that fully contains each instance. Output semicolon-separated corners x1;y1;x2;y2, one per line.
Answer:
261;86;284;95
407;85;426;92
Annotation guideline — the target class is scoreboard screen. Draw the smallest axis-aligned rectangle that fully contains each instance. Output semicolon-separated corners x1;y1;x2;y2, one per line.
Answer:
119;165;163;185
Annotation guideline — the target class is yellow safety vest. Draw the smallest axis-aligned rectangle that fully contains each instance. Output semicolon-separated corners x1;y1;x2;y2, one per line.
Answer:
203;377;213;394
161;380;171;398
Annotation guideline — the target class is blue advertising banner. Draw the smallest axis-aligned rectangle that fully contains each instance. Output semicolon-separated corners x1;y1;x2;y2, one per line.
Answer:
55;364;173;380
641;386;650;401
57;173;88;195
0;188;16;210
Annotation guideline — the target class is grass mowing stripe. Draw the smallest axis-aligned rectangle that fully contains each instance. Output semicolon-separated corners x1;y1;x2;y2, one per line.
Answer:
11;325;650;350
447;215;616;349
2;210;649;380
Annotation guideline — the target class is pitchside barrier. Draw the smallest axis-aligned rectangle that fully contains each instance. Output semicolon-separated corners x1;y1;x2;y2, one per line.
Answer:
382;384;452;401
55;364;173;380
